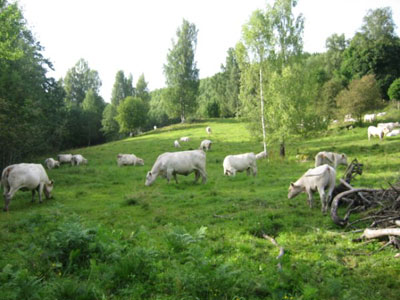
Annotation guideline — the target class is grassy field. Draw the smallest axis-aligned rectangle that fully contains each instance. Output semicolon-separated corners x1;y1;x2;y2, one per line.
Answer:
1;116;400;299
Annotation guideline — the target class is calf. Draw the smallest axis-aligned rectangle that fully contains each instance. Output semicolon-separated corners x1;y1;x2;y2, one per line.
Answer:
145;150;207;186
288;164;336;214
315;151;348;169
199;139;212;151
44;158;60;170
117;154;144;166
57;154;72;164
71;154;88;166
1;163;54;211
223;152;257;177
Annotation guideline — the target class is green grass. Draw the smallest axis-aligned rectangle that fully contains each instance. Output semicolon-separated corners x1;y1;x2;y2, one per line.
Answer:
1;117;400;299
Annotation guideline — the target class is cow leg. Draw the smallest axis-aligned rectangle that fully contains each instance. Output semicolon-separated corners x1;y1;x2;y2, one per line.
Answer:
173;173;178;184
306;189;313;208
4;186;18;212
318;188;327;214
194;170;200;183
31;189;36;203
38;183;44;203
197;168;207;184
252;165;257;176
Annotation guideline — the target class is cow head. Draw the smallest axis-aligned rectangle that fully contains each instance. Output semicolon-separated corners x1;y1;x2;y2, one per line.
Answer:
137;158;144;166
145;171;156;186
288;182;303;199
44;180;54;199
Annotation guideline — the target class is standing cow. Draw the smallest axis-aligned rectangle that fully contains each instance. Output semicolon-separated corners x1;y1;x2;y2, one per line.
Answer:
199;139;212;151
57;154;72;164
117;154;144;166
1;163;54;211
145;150;207;186
314;151;348;169
44;158;60;170
206;126;212;135
288;164;336;214
71;154;88;166
223;152;257;177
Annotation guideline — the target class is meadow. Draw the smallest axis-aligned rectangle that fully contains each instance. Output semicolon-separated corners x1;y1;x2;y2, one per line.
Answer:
1;116;400;300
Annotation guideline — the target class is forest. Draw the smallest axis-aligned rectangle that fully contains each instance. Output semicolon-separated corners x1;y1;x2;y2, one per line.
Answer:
1;0;400;169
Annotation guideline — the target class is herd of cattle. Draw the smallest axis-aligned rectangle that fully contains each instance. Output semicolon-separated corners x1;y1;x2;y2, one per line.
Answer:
0;123;372;214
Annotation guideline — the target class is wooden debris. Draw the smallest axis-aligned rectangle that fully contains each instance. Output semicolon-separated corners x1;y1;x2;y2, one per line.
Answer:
262;233;284;270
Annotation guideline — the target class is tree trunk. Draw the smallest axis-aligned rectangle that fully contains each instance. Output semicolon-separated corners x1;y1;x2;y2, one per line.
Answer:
259;67;267;154
280;142;285;157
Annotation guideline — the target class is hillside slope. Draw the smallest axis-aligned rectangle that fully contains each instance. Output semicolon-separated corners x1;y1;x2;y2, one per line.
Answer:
1;118;400;299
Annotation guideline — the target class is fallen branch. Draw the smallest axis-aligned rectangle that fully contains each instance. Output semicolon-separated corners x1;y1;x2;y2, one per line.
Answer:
262;234;284;270
361;228;400;239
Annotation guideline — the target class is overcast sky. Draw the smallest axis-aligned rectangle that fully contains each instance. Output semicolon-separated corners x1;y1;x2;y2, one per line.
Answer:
16;0;400;102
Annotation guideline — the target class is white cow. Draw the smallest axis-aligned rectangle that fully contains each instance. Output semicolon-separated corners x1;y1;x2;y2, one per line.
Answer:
206;126;212;135
377;112;387;117
180;137;190;142
386;129;400;137
363;114;376;123
71;154;88;166
314;151;348;169
1;163;54;211
199;139;212;151
344;114;356;122
174;140;181;148
255;150;267;160
368;126;389;140
44;158;60;170
57;154;72;164
288;164;336;214
377;122;400;132
153;125;157;130
223;152;257;177
145;150;207;186
117;154;144;166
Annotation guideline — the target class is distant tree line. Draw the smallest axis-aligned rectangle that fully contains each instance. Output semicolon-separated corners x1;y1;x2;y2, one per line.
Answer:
1;0;400;168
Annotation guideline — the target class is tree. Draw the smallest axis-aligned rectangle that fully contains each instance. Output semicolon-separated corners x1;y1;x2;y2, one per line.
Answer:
241;0;304;155
336;74;383;122
101;104;120;141
111;70;134;106
163;19;199;123
388;78;400;101
64;58;102;105
82;89;105;145
220;48;241;117
135;74;150;102
116;96;148;134
340;7;400;98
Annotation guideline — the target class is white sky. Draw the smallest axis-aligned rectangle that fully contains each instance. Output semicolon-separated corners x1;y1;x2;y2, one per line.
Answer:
16;0;400;102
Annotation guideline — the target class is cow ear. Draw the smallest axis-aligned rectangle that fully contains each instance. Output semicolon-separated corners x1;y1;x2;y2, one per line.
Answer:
50;180;54;185
148;172;152;176
342;154;345;158
290;182;294;187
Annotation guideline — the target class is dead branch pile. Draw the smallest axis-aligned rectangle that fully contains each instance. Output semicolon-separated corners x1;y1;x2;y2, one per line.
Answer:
330;171;400;250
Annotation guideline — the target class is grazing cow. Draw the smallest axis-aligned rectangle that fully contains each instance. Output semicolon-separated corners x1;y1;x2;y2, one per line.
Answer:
368;126;389;140
199;139;212;151
145;150;207;186
44;158;60;170
180;137;190;142
174;140;181;148
223;152;257;177
314;151;348;169
363;114;376;123
71;154;88;166
255;150;267;160
386;129;400;137
344;114;356;122
288;164;336;214
57;154;72;164
1;163;54;211
377;122;400;132
206;126;212;135
377;112;387;117
117;154;144;166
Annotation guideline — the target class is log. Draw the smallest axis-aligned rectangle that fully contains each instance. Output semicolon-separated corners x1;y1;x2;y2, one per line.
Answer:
361;228;400;239
262;234;284;270
330;188;377;227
